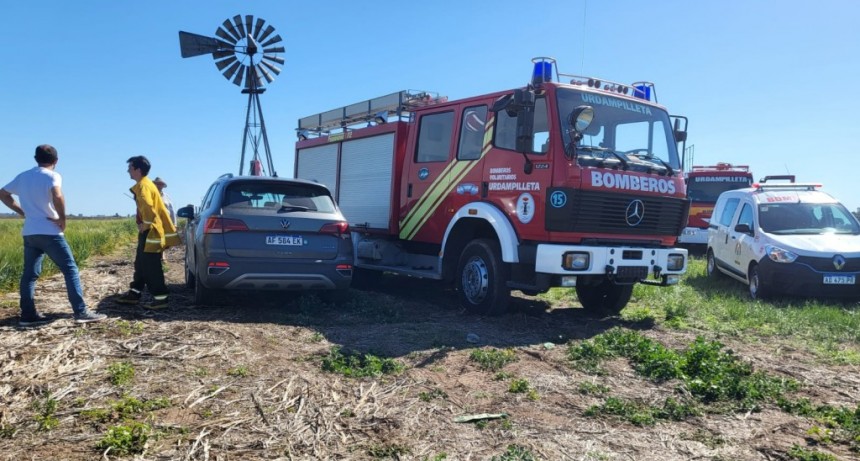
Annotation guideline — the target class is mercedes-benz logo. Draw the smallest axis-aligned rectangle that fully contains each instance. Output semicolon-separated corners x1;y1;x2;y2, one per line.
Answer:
833;254;846;270
280;219;291;229
625;200;645;226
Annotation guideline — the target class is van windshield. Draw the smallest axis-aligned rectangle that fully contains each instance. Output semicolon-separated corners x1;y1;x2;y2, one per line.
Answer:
758;202;860;235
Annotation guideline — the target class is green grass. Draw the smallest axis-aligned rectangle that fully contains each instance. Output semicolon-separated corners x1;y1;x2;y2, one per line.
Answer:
321;347;405;378
469;347;518;372
0;218;137;292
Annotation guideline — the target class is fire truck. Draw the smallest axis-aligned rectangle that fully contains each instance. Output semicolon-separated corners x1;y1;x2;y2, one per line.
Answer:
679;163;754;248
294;58;690;315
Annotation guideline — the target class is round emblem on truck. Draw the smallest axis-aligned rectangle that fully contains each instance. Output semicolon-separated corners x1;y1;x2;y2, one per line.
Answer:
550;191;567;208
516;193;535;224
418;168;430;180
625;200;645;226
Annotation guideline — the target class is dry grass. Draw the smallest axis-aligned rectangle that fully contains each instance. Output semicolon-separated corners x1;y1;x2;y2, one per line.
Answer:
0;246;858;460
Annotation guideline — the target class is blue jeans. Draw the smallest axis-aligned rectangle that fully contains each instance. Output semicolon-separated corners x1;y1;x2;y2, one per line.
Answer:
20;235;87;317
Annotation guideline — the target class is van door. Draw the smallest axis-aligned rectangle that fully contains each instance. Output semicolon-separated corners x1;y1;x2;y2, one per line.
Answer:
712;196;741;270
729;201;757;277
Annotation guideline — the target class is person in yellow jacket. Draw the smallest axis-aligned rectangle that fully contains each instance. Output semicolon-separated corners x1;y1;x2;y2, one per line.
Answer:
116;156;181;309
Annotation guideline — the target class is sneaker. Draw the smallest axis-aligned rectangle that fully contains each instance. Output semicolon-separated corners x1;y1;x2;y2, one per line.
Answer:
74;311;107;323
19;313;52;327
146;297;169;310
116;289;142;305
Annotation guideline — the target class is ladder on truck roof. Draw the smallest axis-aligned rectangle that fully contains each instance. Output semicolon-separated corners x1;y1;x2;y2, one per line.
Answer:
297;90;445;137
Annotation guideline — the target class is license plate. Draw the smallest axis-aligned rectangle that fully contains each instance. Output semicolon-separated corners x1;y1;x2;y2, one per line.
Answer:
823;274;855;285
266;235;303;246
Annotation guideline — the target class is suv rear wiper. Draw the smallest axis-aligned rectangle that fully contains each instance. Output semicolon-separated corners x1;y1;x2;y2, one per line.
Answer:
278;205;310;213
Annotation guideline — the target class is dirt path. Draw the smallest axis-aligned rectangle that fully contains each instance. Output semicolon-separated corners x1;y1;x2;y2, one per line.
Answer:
0;247;858;460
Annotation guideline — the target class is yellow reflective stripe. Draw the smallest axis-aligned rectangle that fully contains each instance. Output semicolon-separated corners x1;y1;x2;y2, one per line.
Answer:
401;116;495;240
398;159;459;233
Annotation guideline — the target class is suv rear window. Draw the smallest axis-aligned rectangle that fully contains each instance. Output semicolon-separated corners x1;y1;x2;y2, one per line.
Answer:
223;182;336;213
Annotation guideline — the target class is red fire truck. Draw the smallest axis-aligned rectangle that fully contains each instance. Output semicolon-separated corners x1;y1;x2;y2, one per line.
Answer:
678;163;753;248
294;58;690;315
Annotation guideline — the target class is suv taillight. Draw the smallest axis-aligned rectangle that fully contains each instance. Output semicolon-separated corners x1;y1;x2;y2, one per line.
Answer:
204;217;249;234
319;221;349;235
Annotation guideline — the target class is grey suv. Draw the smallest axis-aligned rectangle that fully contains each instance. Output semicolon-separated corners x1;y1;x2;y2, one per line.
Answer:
177;174;353;305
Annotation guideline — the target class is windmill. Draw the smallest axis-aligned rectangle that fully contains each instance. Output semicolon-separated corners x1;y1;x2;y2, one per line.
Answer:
178;15;284;176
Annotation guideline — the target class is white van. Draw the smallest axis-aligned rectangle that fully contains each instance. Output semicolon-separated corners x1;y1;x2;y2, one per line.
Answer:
706;178;860;300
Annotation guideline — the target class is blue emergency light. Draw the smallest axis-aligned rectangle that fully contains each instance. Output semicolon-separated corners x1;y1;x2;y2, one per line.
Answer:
531;58;554;85
634;84;651;101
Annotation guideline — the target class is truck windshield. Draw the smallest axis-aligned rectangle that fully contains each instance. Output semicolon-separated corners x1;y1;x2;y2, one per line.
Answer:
758;202;860;235
687;178;752;203
557;88;680;173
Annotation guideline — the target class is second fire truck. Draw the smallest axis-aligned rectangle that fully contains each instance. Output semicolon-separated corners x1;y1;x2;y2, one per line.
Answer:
295;58;691;315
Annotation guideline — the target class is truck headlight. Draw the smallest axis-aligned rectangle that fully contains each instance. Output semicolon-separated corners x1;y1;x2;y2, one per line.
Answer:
765;245;798;263
563;252;589;270
667;253;685;271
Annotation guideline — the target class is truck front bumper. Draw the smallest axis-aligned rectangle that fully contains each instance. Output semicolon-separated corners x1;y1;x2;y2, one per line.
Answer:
534;244;688;285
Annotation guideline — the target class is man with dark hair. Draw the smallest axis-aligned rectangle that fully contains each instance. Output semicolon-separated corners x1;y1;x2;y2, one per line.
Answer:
117;155;180;309
0;144;107;326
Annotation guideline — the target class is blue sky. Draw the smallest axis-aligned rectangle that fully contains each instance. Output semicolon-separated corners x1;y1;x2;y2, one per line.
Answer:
2;0;858;216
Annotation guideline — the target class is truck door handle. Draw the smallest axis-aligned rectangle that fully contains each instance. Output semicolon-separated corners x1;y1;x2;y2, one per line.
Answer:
407;183;412;198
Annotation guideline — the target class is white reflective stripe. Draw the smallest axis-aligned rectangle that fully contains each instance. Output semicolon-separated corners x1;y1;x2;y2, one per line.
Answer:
146;239;162;243
130;288;141;294
153;295;168;300
165;233;178;237
142;220;154;224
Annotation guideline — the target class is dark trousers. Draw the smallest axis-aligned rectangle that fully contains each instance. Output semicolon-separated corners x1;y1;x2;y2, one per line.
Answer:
130;232;167;297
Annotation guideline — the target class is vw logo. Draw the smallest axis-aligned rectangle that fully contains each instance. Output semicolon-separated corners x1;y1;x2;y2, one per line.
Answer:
833;254;846;270
280;219;291;229
625;200;645;226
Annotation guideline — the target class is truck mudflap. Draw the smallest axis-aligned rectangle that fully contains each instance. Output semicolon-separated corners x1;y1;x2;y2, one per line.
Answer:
534;244;688;285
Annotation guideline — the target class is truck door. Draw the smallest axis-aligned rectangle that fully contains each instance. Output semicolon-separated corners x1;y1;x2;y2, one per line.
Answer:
399;109;456;242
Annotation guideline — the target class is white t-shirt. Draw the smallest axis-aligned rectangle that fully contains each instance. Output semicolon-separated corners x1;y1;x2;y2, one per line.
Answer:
2;166;63;236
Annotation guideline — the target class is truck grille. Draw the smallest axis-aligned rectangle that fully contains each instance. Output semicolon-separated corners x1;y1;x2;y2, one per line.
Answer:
546;189;688;236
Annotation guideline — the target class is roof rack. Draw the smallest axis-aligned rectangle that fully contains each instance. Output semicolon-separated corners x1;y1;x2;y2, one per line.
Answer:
297;90;446;137
691;163;750;172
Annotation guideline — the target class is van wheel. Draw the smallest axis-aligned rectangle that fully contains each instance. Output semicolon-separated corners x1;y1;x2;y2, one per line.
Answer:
748;263;770;300
576;280;634;316
706;249;721;278
456;239;510;315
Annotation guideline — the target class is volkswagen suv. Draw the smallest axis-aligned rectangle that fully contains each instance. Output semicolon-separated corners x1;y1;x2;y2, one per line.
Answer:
177;174;353;305
706;176;860;300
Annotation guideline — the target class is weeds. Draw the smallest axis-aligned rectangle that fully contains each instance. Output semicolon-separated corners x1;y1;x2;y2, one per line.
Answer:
227;366;249;378
107;361;135;386
491;444;538;461
787;445;838;461
115;320;145;336
81;394;171;423
419;388;448;402
32;394;59;431
469;348;517;372
778;398;860;452
322;347;405;378
96;421;151;456
367;443;410;458
585;396;699;426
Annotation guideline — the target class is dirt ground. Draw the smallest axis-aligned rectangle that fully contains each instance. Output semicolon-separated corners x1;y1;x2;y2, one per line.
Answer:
1;246;858;460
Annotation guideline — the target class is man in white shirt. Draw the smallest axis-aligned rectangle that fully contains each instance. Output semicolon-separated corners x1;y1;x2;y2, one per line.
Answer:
0;144;107;326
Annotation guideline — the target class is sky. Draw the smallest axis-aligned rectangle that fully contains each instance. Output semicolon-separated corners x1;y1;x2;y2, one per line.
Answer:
2;0;859;216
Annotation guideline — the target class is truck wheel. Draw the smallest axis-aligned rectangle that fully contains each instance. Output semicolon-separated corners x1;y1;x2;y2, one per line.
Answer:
748;263;770;300
576;280;633;316
184;258;196;289
706;249;721;279
456;239;510;315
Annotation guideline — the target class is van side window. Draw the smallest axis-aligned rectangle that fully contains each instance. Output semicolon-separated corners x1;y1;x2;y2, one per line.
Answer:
718;198;740;226
737;203;754;229
416;112;454;163
457;106;488;160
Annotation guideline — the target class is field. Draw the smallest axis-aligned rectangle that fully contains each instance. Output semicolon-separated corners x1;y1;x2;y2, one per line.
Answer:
0;222;859;460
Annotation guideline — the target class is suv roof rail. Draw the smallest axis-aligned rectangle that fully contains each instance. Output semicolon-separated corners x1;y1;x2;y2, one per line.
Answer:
218;173;234;180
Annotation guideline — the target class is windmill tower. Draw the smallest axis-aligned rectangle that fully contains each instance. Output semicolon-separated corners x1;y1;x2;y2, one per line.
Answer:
178;15;284;176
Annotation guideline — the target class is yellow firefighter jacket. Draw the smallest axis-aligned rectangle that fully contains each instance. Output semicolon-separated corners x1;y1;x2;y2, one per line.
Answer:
131;176;181;253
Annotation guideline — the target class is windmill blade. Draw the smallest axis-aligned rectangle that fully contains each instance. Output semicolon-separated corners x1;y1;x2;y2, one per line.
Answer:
232;65;245;86
245;15;254;40
263;46;285;54
215;27;236;44
222;60;242;81
253;18;265;40
212;48;235;60
220;19;241;42
261;60;281;76
233;15;246;38
215;55;238;71
260;34;282;48
263;54;285;65
178;31;225;58
256;64;275;83
257;25;275;43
